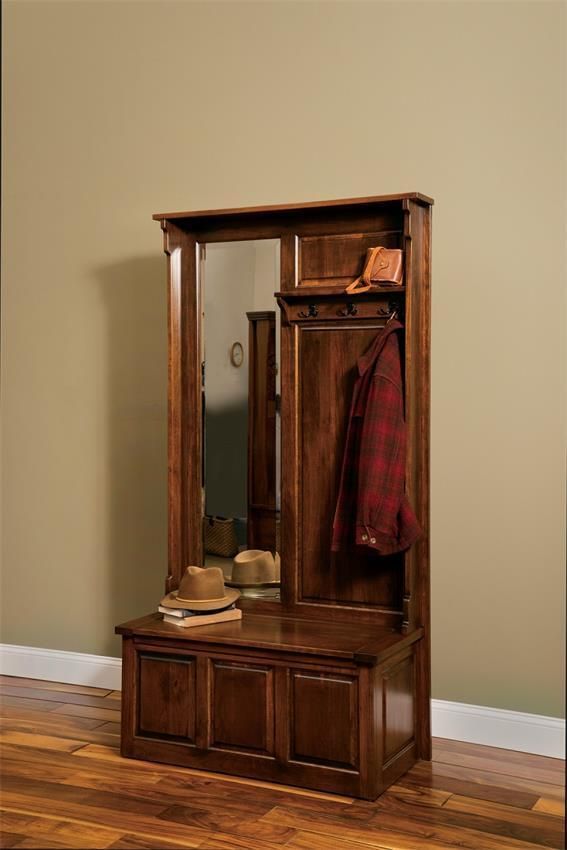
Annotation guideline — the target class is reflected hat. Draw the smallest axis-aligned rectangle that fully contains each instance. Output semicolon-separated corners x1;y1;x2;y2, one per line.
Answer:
160;566;240;611
225;550;281;588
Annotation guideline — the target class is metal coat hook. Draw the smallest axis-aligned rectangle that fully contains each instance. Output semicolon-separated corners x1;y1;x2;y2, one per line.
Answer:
338;303;357;317
298;304;318;318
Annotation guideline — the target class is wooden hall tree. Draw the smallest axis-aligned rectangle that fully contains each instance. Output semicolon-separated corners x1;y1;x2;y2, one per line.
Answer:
116;193;433;800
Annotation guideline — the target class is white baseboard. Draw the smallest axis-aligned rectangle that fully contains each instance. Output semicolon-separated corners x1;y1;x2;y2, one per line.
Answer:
0;643;122;691
0;643;564;759
431;697;564;759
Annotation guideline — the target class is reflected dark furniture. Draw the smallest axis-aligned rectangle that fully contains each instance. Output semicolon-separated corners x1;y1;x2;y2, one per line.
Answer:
116;193;433;799
246;310;277;552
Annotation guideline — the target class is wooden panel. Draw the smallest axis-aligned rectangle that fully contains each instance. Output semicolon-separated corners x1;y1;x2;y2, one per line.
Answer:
278;293;404;324
138;654;195;741
163;222;201;594
290;672;358;769
212;662;274;755
383;654;415;764
297;323;404;611
299;231;401;288
152;192;433;221
247;311;277;551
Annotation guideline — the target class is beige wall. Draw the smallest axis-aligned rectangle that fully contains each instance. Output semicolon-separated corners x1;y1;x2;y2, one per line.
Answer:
1;0;565;718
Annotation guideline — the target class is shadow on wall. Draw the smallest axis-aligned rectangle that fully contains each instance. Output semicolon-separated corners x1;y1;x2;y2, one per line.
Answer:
95;256;167;655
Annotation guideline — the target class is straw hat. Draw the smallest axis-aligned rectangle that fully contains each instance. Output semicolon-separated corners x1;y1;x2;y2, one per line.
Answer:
160;566;240;611
225;550;281;588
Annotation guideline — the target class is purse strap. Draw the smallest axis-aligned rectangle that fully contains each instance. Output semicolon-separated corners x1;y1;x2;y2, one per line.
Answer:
345;246;387;294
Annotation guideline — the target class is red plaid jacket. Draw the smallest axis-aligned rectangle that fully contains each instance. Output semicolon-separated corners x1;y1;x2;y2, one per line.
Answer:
331;320;422;555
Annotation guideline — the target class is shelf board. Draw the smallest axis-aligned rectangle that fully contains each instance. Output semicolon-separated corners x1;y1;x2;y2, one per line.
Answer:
275;286;406;300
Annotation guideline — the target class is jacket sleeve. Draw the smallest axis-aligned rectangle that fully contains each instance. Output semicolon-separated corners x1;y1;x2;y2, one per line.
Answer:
354;336;422;555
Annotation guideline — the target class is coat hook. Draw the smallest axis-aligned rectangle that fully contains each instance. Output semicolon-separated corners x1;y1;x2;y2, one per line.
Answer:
377;301;401;319
338;303;357;317
298;304;318;318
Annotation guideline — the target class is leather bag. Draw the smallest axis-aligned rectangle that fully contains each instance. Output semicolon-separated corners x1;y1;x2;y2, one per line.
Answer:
346;246;404;293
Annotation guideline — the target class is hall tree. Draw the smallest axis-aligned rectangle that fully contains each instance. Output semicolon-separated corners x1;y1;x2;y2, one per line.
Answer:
117;193;432;799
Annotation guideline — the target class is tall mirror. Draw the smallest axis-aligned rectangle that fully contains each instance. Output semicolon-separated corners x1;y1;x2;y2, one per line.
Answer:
200;240;281;600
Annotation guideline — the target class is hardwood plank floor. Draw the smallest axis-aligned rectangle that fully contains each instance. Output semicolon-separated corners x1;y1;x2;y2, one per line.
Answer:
0;676;564;850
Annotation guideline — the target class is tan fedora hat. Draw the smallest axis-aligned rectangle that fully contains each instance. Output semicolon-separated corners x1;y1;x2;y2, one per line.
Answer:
160;566;240;611
225;550;281;588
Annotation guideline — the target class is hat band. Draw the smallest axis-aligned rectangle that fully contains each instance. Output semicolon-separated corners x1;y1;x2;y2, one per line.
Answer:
175;593;227;604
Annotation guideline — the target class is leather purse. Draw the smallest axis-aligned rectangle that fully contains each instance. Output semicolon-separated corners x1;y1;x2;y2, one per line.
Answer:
346;246;404;293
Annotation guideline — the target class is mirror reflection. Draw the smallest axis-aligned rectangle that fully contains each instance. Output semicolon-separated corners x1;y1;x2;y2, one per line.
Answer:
201;240;281;600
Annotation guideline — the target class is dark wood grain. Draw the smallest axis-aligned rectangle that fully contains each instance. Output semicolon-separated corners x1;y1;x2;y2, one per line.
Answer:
212;662;274;755
0;676;564;850
138;655;196;741
152;192;434;221
290;672;358;769
247;311;277;552
117;194;433;799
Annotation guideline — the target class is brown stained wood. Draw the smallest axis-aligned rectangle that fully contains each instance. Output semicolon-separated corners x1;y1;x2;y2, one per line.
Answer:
295;321;403;615
285;833;395;850
0;833;26;849
0;677;112;698
108;836;191;850
138;655;196;742
433;743;564;786
0;796;209;850
212;663;274;756
51;704;121;723
433;739;565;781
382;655;415;764
0;695;64;713
1;775;166;818
118;194;434;797
371;795;565;849
0;731;87;754
0;717;120;749
194;834;287;850
157;806;295;845
298;231;401;288
0;685;119;710
247;311;277;552
95;722;121;735
410;759;565;802
116;612;420;665
265;803;559;850
0;705;104;730
443;793;566;836
534;798;565;817
0;693;565;850
0;811;122;849
402;768;542;810
290;672;358;769
10;840;74;849
384;783;453;808
152;193;434;222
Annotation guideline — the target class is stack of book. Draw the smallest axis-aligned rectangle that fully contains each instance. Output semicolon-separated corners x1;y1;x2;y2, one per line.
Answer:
158;603;242;628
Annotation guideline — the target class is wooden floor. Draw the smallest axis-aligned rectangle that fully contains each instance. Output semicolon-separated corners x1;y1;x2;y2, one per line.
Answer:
0;675;564;850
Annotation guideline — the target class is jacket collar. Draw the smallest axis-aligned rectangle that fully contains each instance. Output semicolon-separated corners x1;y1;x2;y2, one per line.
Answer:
357;319;403;376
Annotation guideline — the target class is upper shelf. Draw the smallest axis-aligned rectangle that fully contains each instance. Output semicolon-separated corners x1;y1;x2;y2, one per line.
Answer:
276;286;406;300
152;192;434;222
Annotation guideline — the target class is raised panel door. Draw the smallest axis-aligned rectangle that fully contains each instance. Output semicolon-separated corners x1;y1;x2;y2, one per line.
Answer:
138;653;196;741
211;661;275;756
290;670;358;769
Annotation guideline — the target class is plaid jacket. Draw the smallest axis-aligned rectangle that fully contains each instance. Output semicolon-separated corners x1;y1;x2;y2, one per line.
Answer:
331;320;422;555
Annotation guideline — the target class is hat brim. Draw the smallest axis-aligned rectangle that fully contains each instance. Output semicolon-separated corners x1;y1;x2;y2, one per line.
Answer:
225;578;281;589
159;586;240;611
